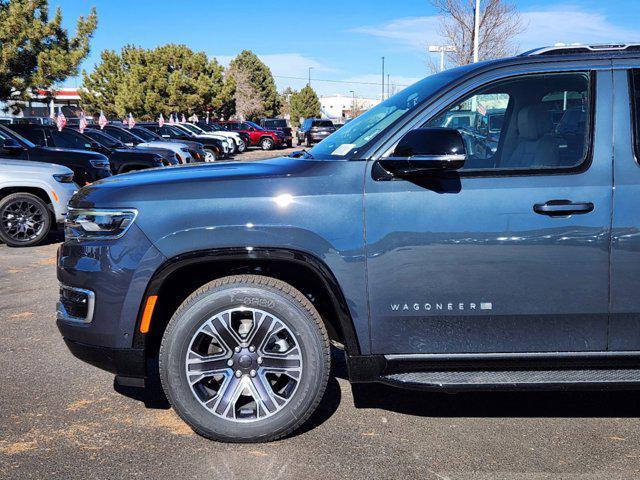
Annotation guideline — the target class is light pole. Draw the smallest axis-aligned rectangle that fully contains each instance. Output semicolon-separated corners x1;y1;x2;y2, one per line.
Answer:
349;90;356;118
308;67;313;87
473;0;480;63
428;45;456;71
381;57;385;101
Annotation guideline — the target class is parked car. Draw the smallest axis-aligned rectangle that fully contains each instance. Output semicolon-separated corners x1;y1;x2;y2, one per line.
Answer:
7;124;168;175
92;125;182;165
58;43;640;443
0;124;111;185
137;123;226;162
258;118;293;147
296;118;336;146
215;120;285;150
0;159;76;247
171;123;235;155
129;126;207;163
196;122;248;153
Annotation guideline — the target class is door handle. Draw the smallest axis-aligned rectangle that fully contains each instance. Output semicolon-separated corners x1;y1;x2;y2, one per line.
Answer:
533;200;594;216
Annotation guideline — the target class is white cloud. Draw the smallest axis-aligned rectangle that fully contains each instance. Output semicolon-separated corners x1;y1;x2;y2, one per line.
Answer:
351;4;640;55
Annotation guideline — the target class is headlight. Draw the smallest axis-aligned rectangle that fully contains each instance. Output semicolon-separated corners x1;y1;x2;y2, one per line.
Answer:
89;159;111;169
53;173;74;183
65;208;137;240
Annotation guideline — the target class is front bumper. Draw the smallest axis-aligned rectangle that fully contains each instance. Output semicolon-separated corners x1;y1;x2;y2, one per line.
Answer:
57;223;166;377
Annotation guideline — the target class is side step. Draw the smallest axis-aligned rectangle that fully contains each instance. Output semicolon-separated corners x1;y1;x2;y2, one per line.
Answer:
381;369;640;391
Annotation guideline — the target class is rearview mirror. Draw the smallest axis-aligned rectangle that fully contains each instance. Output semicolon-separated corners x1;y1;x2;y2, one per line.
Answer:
0;137;24;155
379;128;466;176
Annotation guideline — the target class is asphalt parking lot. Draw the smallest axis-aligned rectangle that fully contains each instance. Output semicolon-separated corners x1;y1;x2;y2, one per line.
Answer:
2;151;640;479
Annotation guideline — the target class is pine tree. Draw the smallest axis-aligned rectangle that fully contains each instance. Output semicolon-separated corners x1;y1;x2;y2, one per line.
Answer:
290;86;321;127
0;0;97;102
227;50;280;120
80;44;224;119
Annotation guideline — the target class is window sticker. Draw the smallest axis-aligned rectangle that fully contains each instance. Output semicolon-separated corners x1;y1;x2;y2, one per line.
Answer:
331;143;356;156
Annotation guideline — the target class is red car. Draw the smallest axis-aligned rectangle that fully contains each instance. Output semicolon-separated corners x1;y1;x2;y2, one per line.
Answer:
215;120;285;150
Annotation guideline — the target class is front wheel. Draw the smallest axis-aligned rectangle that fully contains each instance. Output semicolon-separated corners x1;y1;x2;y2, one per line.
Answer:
260;137;274;151
237;140;246;153
204;149;217;162
159;275;330;443
0;193;52;247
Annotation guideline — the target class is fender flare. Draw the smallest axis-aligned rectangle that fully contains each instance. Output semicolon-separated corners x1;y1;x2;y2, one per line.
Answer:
136;247;362;355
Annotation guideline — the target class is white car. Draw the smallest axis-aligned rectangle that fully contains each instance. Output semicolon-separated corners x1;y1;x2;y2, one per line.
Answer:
0;158;77;247
194;122;247;152
174;123;236;154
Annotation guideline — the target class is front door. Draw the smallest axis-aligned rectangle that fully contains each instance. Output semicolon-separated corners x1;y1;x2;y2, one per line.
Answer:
365;69;613;354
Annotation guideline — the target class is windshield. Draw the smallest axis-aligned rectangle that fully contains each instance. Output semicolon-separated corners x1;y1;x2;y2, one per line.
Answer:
264;119;287;128
84;129;124;148
246;121;264;131
132;127;159;141
174;125;195;137
313;120;334;128
181;123;202;134
308;68;466;159
0;125;35;148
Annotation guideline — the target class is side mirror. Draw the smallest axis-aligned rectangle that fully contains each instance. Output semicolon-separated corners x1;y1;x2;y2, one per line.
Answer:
0;137;24;155
380;128;466;175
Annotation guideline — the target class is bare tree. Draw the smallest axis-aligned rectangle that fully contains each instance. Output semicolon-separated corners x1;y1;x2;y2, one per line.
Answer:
430;0;524;67
233;69;262;121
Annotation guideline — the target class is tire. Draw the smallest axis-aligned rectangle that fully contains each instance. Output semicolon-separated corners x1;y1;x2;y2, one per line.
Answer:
237;140;246;153
204;148;217;162
0;193;52;247
305;136;311;148
159;275;330;443
260;137;274;151
286;140;293;148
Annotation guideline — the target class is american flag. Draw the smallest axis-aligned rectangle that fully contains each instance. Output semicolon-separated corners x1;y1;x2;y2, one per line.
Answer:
127;113;136;129
180;114;186;124
158;113;165;127
169;114;175;126
98;110;108;129
78;112;88;134
56;107;67;132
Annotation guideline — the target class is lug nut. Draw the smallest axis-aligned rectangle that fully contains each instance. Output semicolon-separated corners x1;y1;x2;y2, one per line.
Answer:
227;359;234;367
250;370;257;377
249;346;256;352
235;370;242;378
234;346;241;353
257;357;263;365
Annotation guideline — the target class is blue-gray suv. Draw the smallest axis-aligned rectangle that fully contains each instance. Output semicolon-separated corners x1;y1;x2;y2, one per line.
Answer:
57;44;640;442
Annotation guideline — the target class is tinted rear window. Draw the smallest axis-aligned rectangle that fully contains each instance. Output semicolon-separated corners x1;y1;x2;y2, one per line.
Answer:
313;121;334;127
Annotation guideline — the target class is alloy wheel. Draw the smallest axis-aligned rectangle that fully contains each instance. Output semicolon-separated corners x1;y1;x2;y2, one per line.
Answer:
1;199;46;243
185;307;302;422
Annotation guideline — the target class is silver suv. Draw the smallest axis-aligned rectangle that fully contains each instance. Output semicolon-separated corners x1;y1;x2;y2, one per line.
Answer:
0;159;77;246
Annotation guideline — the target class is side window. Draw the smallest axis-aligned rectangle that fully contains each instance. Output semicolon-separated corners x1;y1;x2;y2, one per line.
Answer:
104;127;128;142
424;72;591;171
50;130;92;150
629;69;640;161
12;128;46;146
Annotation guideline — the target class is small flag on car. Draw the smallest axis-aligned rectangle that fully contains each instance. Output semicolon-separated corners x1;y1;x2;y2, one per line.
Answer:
98;110;108;129
56;107;67;132
158;113;165;127
180;114;186;124
79;112;88;134
169;114;175;126
128;113;136;129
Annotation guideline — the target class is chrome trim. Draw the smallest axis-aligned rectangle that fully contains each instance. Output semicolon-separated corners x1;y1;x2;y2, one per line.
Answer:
56;285;95;324
385;154;466;162
526;43;640;56
385;351;640;361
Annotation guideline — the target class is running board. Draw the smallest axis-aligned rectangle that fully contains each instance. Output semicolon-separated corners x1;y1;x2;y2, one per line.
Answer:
380;369;640;391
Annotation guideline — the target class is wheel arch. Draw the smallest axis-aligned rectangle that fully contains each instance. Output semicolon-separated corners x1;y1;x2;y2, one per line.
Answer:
0;185;54;207
134;247;361;359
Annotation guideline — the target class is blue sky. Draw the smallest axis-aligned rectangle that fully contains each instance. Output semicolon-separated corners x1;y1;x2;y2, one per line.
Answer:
53;0;640;98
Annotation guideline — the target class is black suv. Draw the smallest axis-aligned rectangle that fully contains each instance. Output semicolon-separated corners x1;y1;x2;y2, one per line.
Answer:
1;124;111;185
91;125;180;165
259;118;293;147
296;118;336;146
129;126;207;163
8;124;167;175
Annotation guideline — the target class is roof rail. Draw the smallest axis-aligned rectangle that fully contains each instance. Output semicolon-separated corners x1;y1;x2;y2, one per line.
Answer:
523;43;640;56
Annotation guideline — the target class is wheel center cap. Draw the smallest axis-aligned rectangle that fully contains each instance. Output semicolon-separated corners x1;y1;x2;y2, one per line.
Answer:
238;355;253;368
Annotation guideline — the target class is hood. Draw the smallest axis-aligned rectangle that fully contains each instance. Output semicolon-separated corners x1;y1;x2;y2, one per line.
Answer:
34;146;109;161
0;158;74;174
70;156;326;208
